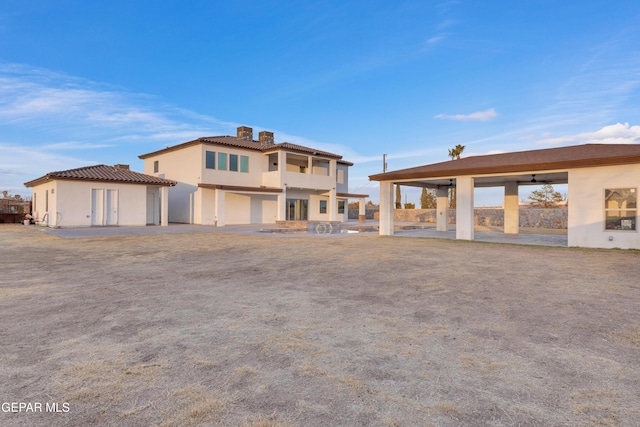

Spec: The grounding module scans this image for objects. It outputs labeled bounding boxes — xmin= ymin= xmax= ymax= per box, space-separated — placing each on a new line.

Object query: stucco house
xmin=369 ymin=144 xmax=640 ymax=249
xmin=138 ymin=126 xmax=368 ymax=226
xmin=24 ymin=164 xmax=176 ymax=227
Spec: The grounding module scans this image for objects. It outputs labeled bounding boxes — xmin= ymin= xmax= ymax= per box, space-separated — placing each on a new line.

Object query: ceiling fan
xmin=517 ymin=174 xmax=552 ymax=184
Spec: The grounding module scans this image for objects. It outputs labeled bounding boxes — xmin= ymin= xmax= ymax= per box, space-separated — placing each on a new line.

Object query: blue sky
xmin=1 ymin=0 xmax=639 ymax=205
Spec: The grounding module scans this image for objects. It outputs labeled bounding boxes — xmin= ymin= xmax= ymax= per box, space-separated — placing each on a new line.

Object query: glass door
xmin=286 ymin=199 xmax=308 ymax=220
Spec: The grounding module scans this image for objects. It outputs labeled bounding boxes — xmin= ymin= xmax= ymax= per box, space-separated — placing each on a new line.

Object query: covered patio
xmin=369 ymin=144 xmax=640 ymax=249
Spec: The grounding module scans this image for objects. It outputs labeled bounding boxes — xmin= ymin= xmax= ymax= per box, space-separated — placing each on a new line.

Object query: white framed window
xmin=206 ymin=151 xmax=215 ymax=169
xmin=218 ymin=153 xmax=227 ymax=170
xmin=229 ymin=154 xmax=238 ymax=171
xmin=605 ymin=188 xmax=636 ymax=231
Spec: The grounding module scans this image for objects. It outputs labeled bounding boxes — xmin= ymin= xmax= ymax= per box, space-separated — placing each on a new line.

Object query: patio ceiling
xmin=396 ymin=171 xmax=569 ymax=189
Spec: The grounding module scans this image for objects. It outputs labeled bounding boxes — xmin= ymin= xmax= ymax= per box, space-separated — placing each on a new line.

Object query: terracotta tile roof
xmin=369 ymin=144 xmax=640 ymax=181
xmin=138 ymin=135 xmax=345 ymax=160
xmin=262 ymin=142 xmax=343 ymax=159
xmin=199 ymin=136 xmax=268 ymax=151
xmin=24 ymin=165 xmax=177 ymax=187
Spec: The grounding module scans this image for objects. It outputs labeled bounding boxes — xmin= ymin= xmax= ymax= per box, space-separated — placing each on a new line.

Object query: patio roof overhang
xmin=369 ymin=143 xmax=640 ymax=187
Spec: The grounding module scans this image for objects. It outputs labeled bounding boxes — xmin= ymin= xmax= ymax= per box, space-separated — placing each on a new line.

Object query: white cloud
xmin=272 ymin=130 xmax=375 ymax=164
xmin=0 ymin=142 xmax=97 ymax=195
xmin=536 ymin=122 xmax=640 ymax=146
xmin=39 ymin=141 xmax=114 ymax=150
xmin=0 ymin=63 xmax=234 ymax=143
xmin=424 ymin=33 xmax=447 ymax=46
xmin=0 ymin=63 xmax=239 ymax=195
xmin=435 ymin=108 xmax=499 ymax=121
xmin=0 ymin=62 xmax=377 ymax=195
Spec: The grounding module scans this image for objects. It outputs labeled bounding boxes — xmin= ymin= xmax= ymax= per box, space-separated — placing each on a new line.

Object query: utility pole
xmin=383 ymin=154 xmax=387 ymax=173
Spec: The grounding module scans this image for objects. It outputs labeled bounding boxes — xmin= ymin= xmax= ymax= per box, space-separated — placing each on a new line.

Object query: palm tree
xmin=448 ymin=144 xmax=466 ymax=160
xmin=447 ymin=145 xmax=465 ymax=207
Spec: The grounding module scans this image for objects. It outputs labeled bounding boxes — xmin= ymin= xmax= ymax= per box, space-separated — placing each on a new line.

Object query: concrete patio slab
xmin=26 ymin=220 xmax=568 ymax=246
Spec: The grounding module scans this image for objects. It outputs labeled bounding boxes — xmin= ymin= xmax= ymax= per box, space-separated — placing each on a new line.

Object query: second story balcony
xmin=262 ymin=152 xmax=337 ymax=190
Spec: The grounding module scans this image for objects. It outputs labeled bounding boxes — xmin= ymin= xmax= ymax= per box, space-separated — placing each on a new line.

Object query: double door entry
xmin=91 ymin=189 xmax=119 ymax=226
xmin=286 ymin=198 xmax=308 ymax=221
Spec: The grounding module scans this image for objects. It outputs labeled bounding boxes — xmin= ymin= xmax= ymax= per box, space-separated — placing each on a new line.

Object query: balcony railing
xmin=262 ymin=170 xmax=334 ymax=190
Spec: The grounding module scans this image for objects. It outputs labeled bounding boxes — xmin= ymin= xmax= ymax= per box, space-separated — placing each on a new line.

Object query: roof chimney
xmin=237 ymin=126 xmax=253 ymax=141
xmin=259 ymin=131 xmax=274 ymax=145
xmin=114 ymin=164 xmax=130 ymax=170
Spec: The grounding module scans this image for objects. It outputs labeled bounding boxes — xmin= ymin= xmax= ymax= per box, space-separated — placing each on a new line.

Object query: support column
xmin=436 ymin=186 xmax=449 ymax=232
xmin=329 ymin=188 xmax=338 ymax=222
xmin=277 ymin=192 xmax=286 ymax=222
xmin=278 ymin=151 xmax=286 ymax=186
xmin=160 ymin=186 xmax=169 ymax=226
xmin=456 ymin=176 xmax=474 ymax=240
xmin=214 ymin=189 xmax=225 ymax=227
xmin=504 ymin=181 xmax=519 ymax=234
xmin=379 ymin=181 xmax=395 ymax=235
xmin=358 ymin=197 xmax=366 ymax=223
xmin=193 ymin=189 xmax=201 ymax=225
xmin=329 ymin=159 xmax=336 ymax=178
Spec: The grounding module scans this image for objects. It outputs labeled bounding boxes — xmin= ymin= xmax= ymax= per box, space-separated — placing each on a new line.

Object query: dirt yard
xmin=1 ymin=224 xmax=639 ymax=426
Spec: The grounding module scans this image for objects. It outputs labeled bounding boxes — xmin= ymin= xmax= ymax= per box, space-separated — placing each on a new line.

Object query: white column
xmin=504 ymin=181 xmax=519 ymax=234
xmin=308 ymin=156 xmax=313 ymax=174
xmin=379 ymin=181 xmax=395 ymax=235
xmin=329 ymin=188 xmax=338 ymax=221
xmin=160 ymin=186 xmax=169 ymax=227
xmin=436 ymin=186 xmax=449 ymax=232
xmin=358 ymin=197 xmax=366 ymax=223
xmin=214 ymin=189 xmax=225 ymax=227
xmin=278 ymin=151 xmax=286 ymax=186
xmin=193 ymin=187 xmax=203 ymax=224
xmin=456 ymin=176 xmax=474 ymax=240
xmin=277 ymin=192 xmax=286 ymax=222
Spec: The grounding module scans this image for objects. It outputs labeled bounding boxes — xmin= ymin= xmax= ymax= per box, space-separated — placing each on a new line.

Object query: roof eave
xmin=369 ymin=155 xmax=640 ymax=182
xmin=138 ymin=139 xmax=203 ymax=159
xmin=24 ymin=175 xmax=51 ymax=188
xmin=25 ymin=175 xmax=176 ymax=187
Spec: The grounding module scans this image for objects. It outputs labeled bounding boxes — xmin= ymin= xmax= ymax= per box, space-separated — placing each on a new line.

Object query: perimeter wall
xmin=351 ymin=208 xmax=568 ymax=229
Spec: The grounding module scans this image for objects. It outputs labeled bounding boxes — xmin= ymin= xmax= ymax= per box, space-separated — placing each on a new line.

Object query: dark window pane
xmin=206 ymin=151 xmax=215 ymax=169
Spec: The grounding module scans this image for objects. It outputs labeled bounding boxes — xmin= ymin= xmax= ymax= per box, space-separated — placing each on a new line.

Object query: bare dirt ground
xmin=1 ymin=224 xmax=639 ymax=426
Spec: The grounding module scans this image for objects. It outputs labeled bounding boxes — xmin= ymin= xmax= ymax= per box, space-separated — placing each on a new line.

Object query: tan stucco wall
xmin=569 ymin=164 xmax=640 ymax=249
xmin=31 ymin=181 xmax=57 ymax=226
xmin=143 ymin=144 xmax=201 ymax=223
xmin=143 ymin=142 xmax=352 ymax=226
xmin=31 ymin=180 xmax=148 ymax=227
xmin=336 ymin=163 xmax=349 ymax=194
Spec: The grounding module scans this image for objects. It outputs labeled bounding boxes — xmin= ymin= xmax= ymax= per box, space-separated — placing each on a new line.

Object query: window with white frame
xmin=206 ymin=151 xmax=215 ymax=169
xmin=218 ymin=153 xmax=227 ymax=170
xmin=605 ymin=188 xmax=636 ymax=231
xmin=319 ymin=200 xmax=327 ymax=214
xmin=229 ymin=154 xmax=238 ymax=171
